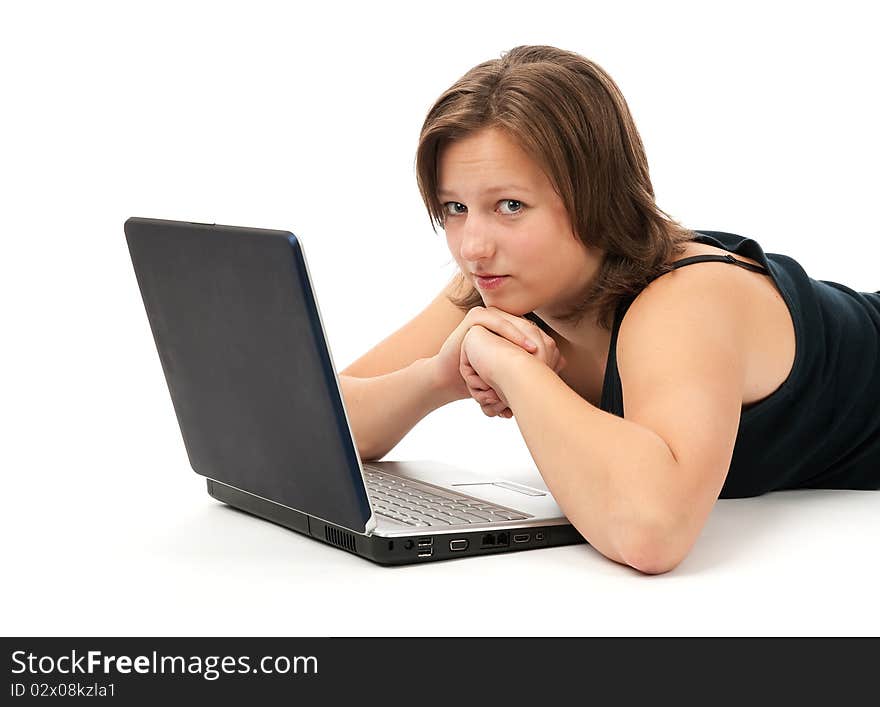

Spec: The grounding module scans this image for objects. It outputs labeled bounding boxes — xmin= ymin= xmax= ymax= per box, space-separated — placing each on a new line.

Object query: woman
xmin=339 ymin=45 xmax=880 ymax=574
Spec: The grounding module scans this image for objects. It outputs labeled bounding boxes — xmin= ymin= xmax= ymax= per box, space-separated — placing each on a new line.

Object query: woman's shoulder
xmin=627 ymin=245 xmax=752 ymax=331
xmin=624 ymin=238 xmax=796 ymax=410
xmin=635 ymin=239 xmax=781 ymax=339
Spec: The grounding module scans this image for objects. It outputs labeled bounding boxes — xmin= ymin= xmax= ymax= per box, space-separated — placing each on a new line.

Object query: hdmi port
xmin=513 ymin=533 xmax=530 ymax=543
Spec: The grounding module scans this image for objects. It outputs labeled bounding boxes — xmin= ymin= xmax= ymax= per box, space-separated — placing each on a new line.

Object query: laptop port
xmin=417 ymin=549 xmax=433 ymax=558
xmin=513 ymin=533 xmax=530 ymax=544
xmin=417 ymin=537 xmax=433 ymax=548
xmin=480 ymin=532 xmax=510 ymax=549
xmin=535 ymin=532 xmax=545 ymax=541
xmin=449 ymin=539 xmax=469 ymax=552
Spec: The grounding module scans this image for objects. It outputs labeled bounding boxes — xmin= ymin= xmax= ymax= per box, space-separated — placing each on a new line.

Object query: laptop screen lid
xmin=124 ymin=217 xmax=374 ymax=534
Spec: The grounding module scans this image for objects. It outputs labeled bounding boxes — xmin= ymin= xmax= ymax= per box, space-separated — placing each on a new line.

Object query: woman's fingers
xmin=458 ymin=305 xmax=560 ymax=419
xmin=463 ymin=306 xmax=563 ymax=374
xmin=467 ymin=306 xmax=545 ymax=355
xmin=480 ymin=401 xmax=505 ymax=416
xmin=470 ymin=384 xmax=501 ymax=405
xmin=475 ymin=389 xmax=499 ymax=405
xmin=471 ymin=384 xmax=508 ymax=411
xmin=480 ymin=401 xmax=513 ymax=418
xmin=463 ymin=372 xmax=490 ymax=391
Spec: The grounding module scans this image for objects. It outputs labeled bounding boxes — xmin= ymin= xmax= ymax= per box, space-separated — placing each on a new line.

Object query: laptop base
xmin=207 ymin=479 xmax=587 ymax=566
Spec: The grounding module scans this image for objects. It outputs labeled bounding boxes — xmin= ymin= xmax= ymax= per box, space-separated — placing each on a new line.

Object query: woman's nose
xmin=458 ymin=216 xmax=496 ymax=261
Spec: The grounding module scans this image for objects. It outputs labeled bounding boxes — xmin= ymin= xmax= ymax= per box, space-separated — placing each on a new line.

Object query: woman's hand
xmin=432 ymin=305 xmax=565 ymax=416
xmin=459 ymin=323 xmax=565 ymax=418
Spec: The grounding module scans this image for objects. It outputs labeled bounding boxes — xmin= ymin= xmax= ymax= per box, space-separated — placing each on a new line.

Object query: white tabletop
xmin=5 ymin=395 xmax=878 ymax=638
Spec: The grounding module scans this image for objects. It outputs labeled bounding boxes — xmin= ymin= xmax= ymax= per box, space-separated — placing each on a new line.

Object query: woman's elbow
xmin=620 ymin=529 xmax=690 ymax=575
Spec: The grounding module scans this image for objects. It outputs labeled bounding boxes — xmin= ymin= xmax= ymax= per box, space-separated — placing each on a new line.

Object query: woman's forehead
xmin=437 ymin=129 xmax=548 ymax=193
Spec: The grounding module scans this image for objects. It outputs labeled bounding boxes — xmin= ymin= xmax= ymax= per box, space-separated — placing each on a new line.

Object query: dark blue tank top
xmin=599 ymin=230 xmax=880 ymax=498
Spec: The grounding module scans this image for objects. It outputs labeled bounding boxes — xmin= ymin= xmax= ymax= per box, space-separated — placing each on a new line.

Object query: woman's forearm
xmin=338 ymin=358 xmax=462 ymax=461
xmin=492 ymin=350 xmax=682 ymax=572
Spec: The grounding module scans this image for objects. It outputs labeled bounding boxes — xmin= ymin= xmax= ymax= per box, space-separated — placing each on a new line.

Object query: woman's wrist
xmin=425 ymin=355 xmax=469 ymax=406
xmin=488 ymin=346 xmax=537 ymax=394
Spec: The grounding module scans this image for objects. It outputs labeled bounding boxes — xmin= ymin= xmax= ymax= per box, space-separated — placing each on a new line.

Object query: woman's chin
xmin=482 ymin=298 xmax=534 ymax=318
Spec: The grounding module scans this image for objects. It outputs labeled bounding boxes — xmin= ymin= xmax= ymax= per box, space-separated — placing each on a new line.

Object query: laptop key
xmin=448 ymin=504 xmax=477 ymax=512
xmin=489 ymin=511 xmax=517 ymax=520
xmin=376 ymin=511 xmax=418 ymax=526
xmin=410 ymin=501 xmax=434 ymax=511
xmin=458 ymin=509 xmax=495 ymax=522
xmin=417 ymin=494 xmax=447 ymax=504
xmin=418 ymin=487 xmax=462 ymax=500
xmin=389 ymin=493 xmax=416 ymax=503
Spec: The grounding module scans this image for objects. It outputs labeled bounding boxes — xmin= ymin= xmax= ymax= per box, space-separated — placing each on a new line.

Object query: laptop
xmin=124 ymin=217 xmax=585 ymax=564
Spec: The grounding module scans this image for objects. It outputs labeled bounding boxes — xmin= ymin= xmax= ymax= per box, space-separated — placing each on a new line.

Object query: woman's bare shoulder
xmin=632 ymin=242 xmax=795 ymax=409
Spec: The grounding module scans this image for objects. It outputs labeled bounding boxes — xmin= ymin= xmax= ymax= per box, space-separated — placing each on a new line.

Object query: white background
xmin=2 ymin=0 xmax=878 ymax=636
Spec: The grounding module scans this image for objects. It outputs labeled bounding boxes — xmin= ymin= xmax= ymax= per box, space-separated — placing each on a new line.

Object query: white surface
xmin=2 ymin=1 xmax=878 ymax=637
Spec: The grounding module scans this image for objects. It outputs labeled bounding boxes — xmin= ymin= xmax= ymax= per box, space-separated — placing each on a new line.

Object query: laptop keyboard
xmin=362 ymin=466 xmax=530 ymax=527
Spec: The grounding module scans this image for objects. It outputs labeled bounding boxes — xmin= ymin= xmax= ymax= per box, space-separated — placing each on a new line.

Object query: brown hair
xmin=415 ymin=45 xmax=695 ymax=331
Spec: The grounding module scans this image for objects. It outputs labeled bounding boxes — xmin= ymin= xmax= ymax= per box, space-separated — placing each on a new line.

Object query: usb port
xmin=449 ymin=539 xmax=469 ymax=551
xmin=418 ymin=549 xmax=433 ymax=558
xmin=417 ymin=537 xmax=433 ymax=548
xmin=513 ymin=533 xmax=530 ymax=543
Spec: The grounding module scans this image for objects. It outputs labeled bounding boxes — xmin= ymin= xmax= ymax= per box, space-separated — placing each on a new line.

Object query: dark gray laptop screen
xmin=124 ymin=217 xmax=371 ymax=532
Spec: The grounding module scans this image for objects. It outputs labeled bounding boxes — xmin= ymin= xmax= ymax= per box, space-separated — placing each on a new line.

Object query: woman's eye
xmin=442 ymin=202 xmax=467 ymax=216
xmin=499 ymin=199 xmax=523 ymax=215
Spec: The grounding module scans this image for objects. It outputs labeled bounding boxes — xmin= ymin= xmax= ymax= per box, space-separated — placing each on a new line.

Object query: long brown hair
xmin=415 ymin=45 xmax=695 ymax=331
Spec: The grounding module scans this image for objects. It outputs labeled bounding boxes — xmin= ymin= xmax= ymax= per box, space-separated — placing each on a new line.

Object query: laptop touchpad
xmin=452 ymin=481 xmax=546 ymax=497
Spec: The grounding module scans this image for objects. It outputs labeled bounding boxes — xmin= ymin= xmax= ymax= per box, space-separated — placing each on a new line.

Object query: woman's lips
xmin=474 ymin=275 xmax=509 ymax=290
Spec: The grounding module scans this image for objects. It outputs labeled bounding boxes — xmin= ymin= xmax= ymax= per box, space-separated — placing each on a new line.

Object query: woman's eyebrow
xmin=437 ymin=185 xmax=533 ymax=197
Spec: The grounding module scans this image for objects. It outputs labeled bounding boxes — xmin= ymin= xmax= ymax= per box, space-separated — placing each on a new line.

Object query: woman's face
xmin=437 ymin=127 xmax=601 ymax=319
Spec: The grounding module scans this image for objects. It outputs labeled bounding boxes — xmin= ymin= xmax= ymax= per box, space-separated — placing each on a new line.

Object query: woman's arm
xmin=339 ymin=360 xmax=462 ymax=461
xmin=337 ymin=277 xmax=470 ymax=460
xmin=461 ymin=269 xmax=745 ymax=574
xmin=490 ymin=352 xmax=680 ymax=572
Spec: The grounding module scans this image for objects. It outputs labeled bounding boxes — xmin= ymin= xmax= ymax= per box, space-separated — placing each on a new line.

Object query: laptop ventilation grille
xmin=325 ymin=525 xmax=357 ymax=552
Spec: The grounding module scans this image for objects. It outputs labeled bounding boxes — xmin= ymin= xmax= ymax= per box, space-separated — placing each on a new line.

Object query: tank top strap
xmin=670 ymin=253 xmax=770 ymax=275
